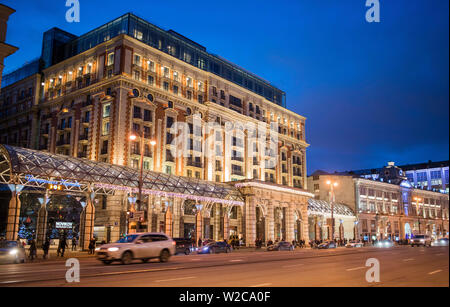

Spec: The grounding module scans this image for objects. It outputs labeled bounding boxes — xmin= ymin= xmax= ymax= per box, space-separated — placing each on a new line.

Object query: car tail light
xmin=172 ymin=241 xmax=176 ymax=246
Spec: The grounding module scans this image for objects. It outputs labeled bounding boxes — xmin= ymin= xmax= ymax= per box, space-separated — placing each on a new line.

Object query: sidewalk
xmin=23 ymin=246 xmax=95 ymax=263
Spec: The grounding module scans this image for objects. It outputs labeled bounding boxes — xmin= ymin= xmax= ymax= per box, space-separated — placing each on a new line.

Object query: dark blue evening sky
xmin=2 ymin=0 xmax=448 ymax=174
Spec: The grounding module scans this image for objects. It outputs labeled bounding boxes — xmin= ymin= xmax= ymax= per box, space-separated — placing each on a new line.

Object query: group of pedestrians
xmin=255 ymin=238 xmax=264 ymax=249
xmin=292 ymin=239 xmax=307 ymax=248
xmin=19 ymin=235 xmax=81 ymax=261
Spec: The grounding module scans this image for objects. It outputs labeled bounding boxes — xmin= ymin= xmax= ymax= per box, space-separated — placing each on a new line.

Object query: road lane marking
xmin=250 ymin=283 xmax=272 ymax=287
xmin=346 ymin=266 xmax=366 ymax=271
xmin=282 ymin=264 xmax=304 ymax=268
xmin=0 ymin=280 xmax=25 ymax=284
xmin=155 ymin=276 xmax=196 ymax=283
xmin=230 ymin=259 xmax=244 ymax=262
xmin=428 ymin=270 xmax=442 ymax=275
xmin=87 ymin=266 xmax=183 ymax=277
xmin=403 ymin=258 xmax=414 ymax=262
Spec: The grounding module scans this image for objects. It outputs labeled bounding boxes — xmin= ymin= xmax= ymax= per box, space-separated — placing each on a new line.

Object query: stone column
xmin=101 ymin=194 xmax=124 ymax=242
xmin=245 ymin=197 xmax=256 ymax=247
xmin=35 ymin=193 xmax=49 ymax=247
xmin=300 ymin=204 xmax=309 ymax=245
xmin=196 ymin=211 xmax=203 ymax=246
xmin=265 ymin=202 xmax=275 ymax=243
xmin=237 ymin=205 xmax=244 ymax=237
xmin=6 ymin=190 xmax=21 ymax=241
xmin=80 ymin=193 xmax=95 ymax=251
xmin=214 ymin=204 xmax=222 ymax=240
xmin=223 ymin=212 xmax=229 ymax=241
xmin=286 ymin=203 xmax=295 ymax=243
xmin=165 ymin=206 xmax=173 ymax=237
xmin=172 ymin=198 xmax=181 ymax=238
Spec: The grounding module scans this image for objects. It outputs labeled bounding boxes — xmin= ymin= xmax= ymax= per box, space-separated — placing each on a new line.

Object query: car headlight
xmin=95 ymin=247 xmax=100 ymax=251
xmin=108 ymin=247 xmax=119 ymax=252
xmin=420 ymin=239 xmax=424 ymax=243
xmin=9 ymin=249 xmax=18 ymax=255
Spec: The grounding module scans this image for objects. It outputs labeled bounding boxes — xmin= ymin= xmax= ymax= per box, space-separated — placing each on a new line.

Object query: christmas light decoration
xmin=95 ymin=183 xmax=244 ymax=206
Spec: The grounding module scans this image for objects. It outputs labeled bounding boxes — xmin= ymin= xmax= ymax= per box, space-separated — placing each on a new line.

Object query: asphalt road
xmin=0 ymin=246 xmax=448 ymax=287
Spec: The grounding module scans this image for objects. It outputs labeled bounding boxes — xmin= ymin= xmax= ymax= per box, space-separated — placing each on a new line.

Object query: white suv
xmin=410 ymin=234 xmax=432 ymax=247
xmin=96 ymin=233 xmax=176 ymax=265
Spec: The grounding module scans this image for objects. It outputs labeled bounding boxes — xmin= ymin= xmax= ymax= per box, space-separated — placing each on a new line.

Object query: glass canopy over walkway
xmin=0 ymin=145 xmax=244 ymax=206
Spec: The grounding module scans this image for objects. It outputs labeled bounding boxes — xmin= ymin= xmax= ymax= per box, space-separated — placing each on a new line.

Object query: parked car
xmin=0 ymin=241 xmax=26 ymax=264
xmin=198 ymin=241 xmax=232 ymax=254
xmin=410 ymin=235 xmax=432 ymax=247
xmin=375 ymin=240 xmax=394 ymax=248
xmin=317 ymin=241 xmax=336 ymax=249
xmin=173 ymin=238 xmax=194 ymax=255
xmin=267 ymin=241 xmax=294 ymax=251
xmin=346 ymin=241 xmax=364 ymax=248
xmin=201 ymin=239 xmax=216 ymax=246
xmin=432 ymin=238 xmax=449 ymax=246
xmin=96 ymin=233 xmax=176 ymax=265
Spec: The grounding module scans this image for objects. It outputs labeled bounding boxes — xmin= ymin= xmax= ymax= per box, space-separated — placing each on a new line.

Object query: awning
xmin=308 ymin=199 xmax=355 ymax=217
xmin=0 ymin=145 xmax=244 ymax=206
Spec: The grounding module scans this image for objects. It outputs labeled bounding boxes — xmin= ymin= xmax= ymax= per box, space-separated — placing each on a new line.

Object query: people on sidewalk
xmin=28 ymin=239 xmax=37 ymax=261
xmin=57 ymin=236 xmax=68 ymax=257
xmin=72 ymin=237 xmax=77 ymax=251
xmin=88 ymin=237 xmax=96 ymax=254
xmin=42 ymin=238 xmax=50 ymax=259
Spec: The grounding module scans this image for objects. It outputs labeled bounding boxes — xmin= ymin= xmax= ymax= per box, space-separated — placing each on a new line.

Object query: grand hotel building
xmin=0 ymin=13 xmax=313 ymax=248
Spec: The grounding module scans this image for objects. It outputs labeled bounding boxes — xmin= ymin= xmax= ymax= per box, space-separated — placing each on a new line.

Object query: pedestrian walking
xmin=59 ymin=236 xmax=68 ymax=257
xmin=88 ymin=237 xmax=96 ymax=255
xmin=28 ymin=239 xmax=37 ymax=261
xmin=197 ymin=238 xmax=202 ymax=248
xmin=72 ymin=237 xmax=77 ymax=251
xmin=42 ymin=238 xmax=50 ymax=259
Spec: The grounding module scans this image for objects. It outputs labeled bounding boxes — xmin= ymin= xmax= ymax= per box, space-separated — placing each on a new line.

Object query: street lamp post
xmin=414 ymin=197 xmax=422 ymax=234
xmin=130 ymin=133 xmax=156 ymax=232
xmin=326 ymin=180 xmax=338 ymax=242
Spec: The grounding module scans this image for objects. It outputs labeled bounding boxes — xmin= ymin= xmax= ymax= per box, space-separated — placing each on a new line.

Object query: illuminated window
xmin=107 ymin=53 xmax=115 ymax=66
xmin=133 ymin=54 xmax=141 ymax=66
xmin=102 ymin=103 xmax=111 ymax=118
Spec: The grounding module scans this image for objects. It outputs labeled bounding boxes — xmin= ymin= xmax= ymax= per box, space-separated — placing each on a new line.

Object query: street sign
xmin=130 ymin=211 xmax=145 ymax=222
xmin=56 ymin=222 xmax=73 ymax=229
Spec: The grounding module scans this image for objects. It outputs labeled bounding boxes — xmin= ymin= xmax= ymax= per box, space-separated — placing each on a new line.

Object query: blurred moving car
xmin=432 ymin=238 xmax=448 ymax=246
xmin=410 ymin=235 xmax=432 ymax=247
xmin=198 ymin=241 xmax=232 ymax=254
xmin=375 ymin=240 xmax=394 ymax=248
xmin=173 ymin=238 xmax=194 ymax=255
xmin=96 ymin=232 xmax=176 ymax=265
xmin=346 ymin=241 xmax=364 ymax=248
xmin=267 ymin=241 xmax=295 ymax=251
xmin=0 ymin=241 xmax=26 ymax=264
xmin=317 ymin=241 xmax=336 ymax=249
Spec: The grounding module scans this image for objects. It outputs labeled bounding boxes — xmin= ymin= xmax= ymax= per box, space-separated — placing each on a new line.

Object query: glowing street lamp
xmin=129 ymin=132 xmax=156 ymax=232
xmin=326 ymin=180 xmax=338 ymax=241
xmin=414 ymin=197 xmax=422 ymax=233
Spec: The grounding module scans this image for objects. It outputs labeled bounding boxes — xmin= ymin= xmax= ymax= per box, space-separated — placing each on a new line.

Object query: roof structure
xmin=0 ymin=145 xmax=244 ymax=206
xmin=308 ymin=199 xmax=355 ymax=217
